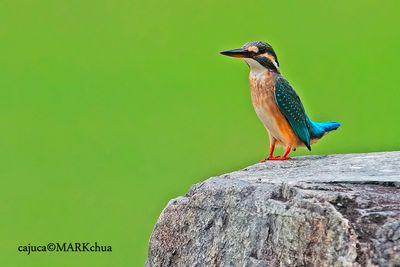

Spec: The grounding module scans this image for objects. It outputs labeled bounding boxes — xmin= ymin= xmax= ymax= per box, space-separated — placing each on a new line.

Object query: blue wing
xmin=274 ymin=75 xmax=311 ymax=150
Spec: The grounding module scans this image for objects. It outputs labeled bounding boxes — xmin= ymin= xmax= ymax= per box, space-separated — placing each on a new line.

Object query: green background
xmin=1 ymin=0 xmax=399 ymax=266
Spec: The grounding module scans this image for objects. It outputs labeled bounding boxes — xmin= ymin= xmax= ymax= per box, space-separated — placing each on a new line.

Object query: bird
xmin=220 ymin=41 xmax=340 ymax=161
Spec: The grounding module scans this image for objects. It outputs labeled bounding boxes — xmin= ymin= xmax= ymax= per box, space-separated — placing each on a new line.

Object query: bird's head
xmin=220 ymin=41 xmax=279 ymax=73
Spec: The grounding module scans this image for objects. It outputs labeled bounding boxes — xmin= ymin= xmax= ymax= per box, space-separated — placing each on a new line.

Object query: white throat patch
xmin=244 ymin=58 xmax=268 ymax=79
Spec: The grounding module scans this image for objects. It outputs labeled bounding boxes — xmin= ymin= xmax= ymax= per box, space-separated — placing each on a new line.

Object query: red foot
xmin=268 ymin=156 xmax=291 ymax=161
xmin=277 ymin=156 xmax=291 ymax=160
xmin=260 ymin=156 xmax=291 ymax=162
xmin=261 ymin=156 xmax=279 ymax=162
xmin=260 ymin=145 xmax=292 ymax=162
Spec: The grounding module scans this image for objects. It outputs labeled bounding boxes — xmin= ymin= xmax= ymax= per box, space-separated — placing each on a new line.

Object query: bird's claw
xmin=277 ymin=156 xmax=291 ymax=160
xmin=260 ymin=156 xmax=291 ymax=162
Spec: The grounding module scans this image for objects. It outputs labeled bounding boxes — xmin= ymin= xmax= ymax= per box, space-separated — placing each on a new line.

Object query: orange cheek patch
xmin=265 ymin=54 xmax=275 ymax=62
xmin=260 ymin=53 xmax=278 ymax=67
xmin=247 ymin=46 xmax=259 ymax=53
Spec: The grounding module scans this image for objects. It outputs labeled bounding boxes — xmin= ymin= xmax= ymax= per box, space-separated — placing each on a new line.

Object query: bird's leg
xmin=260 ymin=139 xmax=278 ymax=162
xmin=266 ymin=145 xmax=292 ymax=161
xmin=279 ymin=145 xmax=292 ymax=160
xmin=267 ymin=142 xmax=279 ymax=160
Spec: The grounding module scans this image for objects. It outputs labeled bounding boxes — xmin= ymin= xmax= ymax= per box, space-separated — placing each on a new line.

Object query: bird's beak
xmin=220 ymin=48 xmax=251 ymax=58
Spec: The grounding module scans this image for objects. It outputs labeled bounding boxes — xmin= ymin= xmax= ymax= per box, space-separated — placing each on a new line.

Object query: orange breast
xmin=249 ymin=72 xmax=304 ymax=147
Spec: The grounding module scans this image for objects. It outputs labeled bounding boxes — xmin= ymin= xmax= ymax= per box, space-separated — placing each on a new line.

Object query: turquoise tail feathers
xmin=307 ymin=117 xmax=341 ymax=139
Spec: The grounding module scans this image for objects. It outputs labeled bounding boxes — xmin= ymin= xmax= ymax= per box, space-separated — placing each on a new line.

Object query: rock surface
xmin=146 ymin=152 xmax=400 ymax=267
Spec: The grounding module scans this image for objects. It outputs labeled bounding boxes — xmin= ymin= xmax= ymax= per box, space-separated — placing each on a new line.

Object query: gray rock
xmin=146 ymin=152 xmax=400 ymax=267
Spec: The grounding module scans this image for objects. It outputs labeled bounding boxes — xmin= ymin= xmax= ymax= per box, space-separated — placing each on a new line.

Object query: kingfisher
xmin=220 ymin=41 xmax=340 ymax=161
